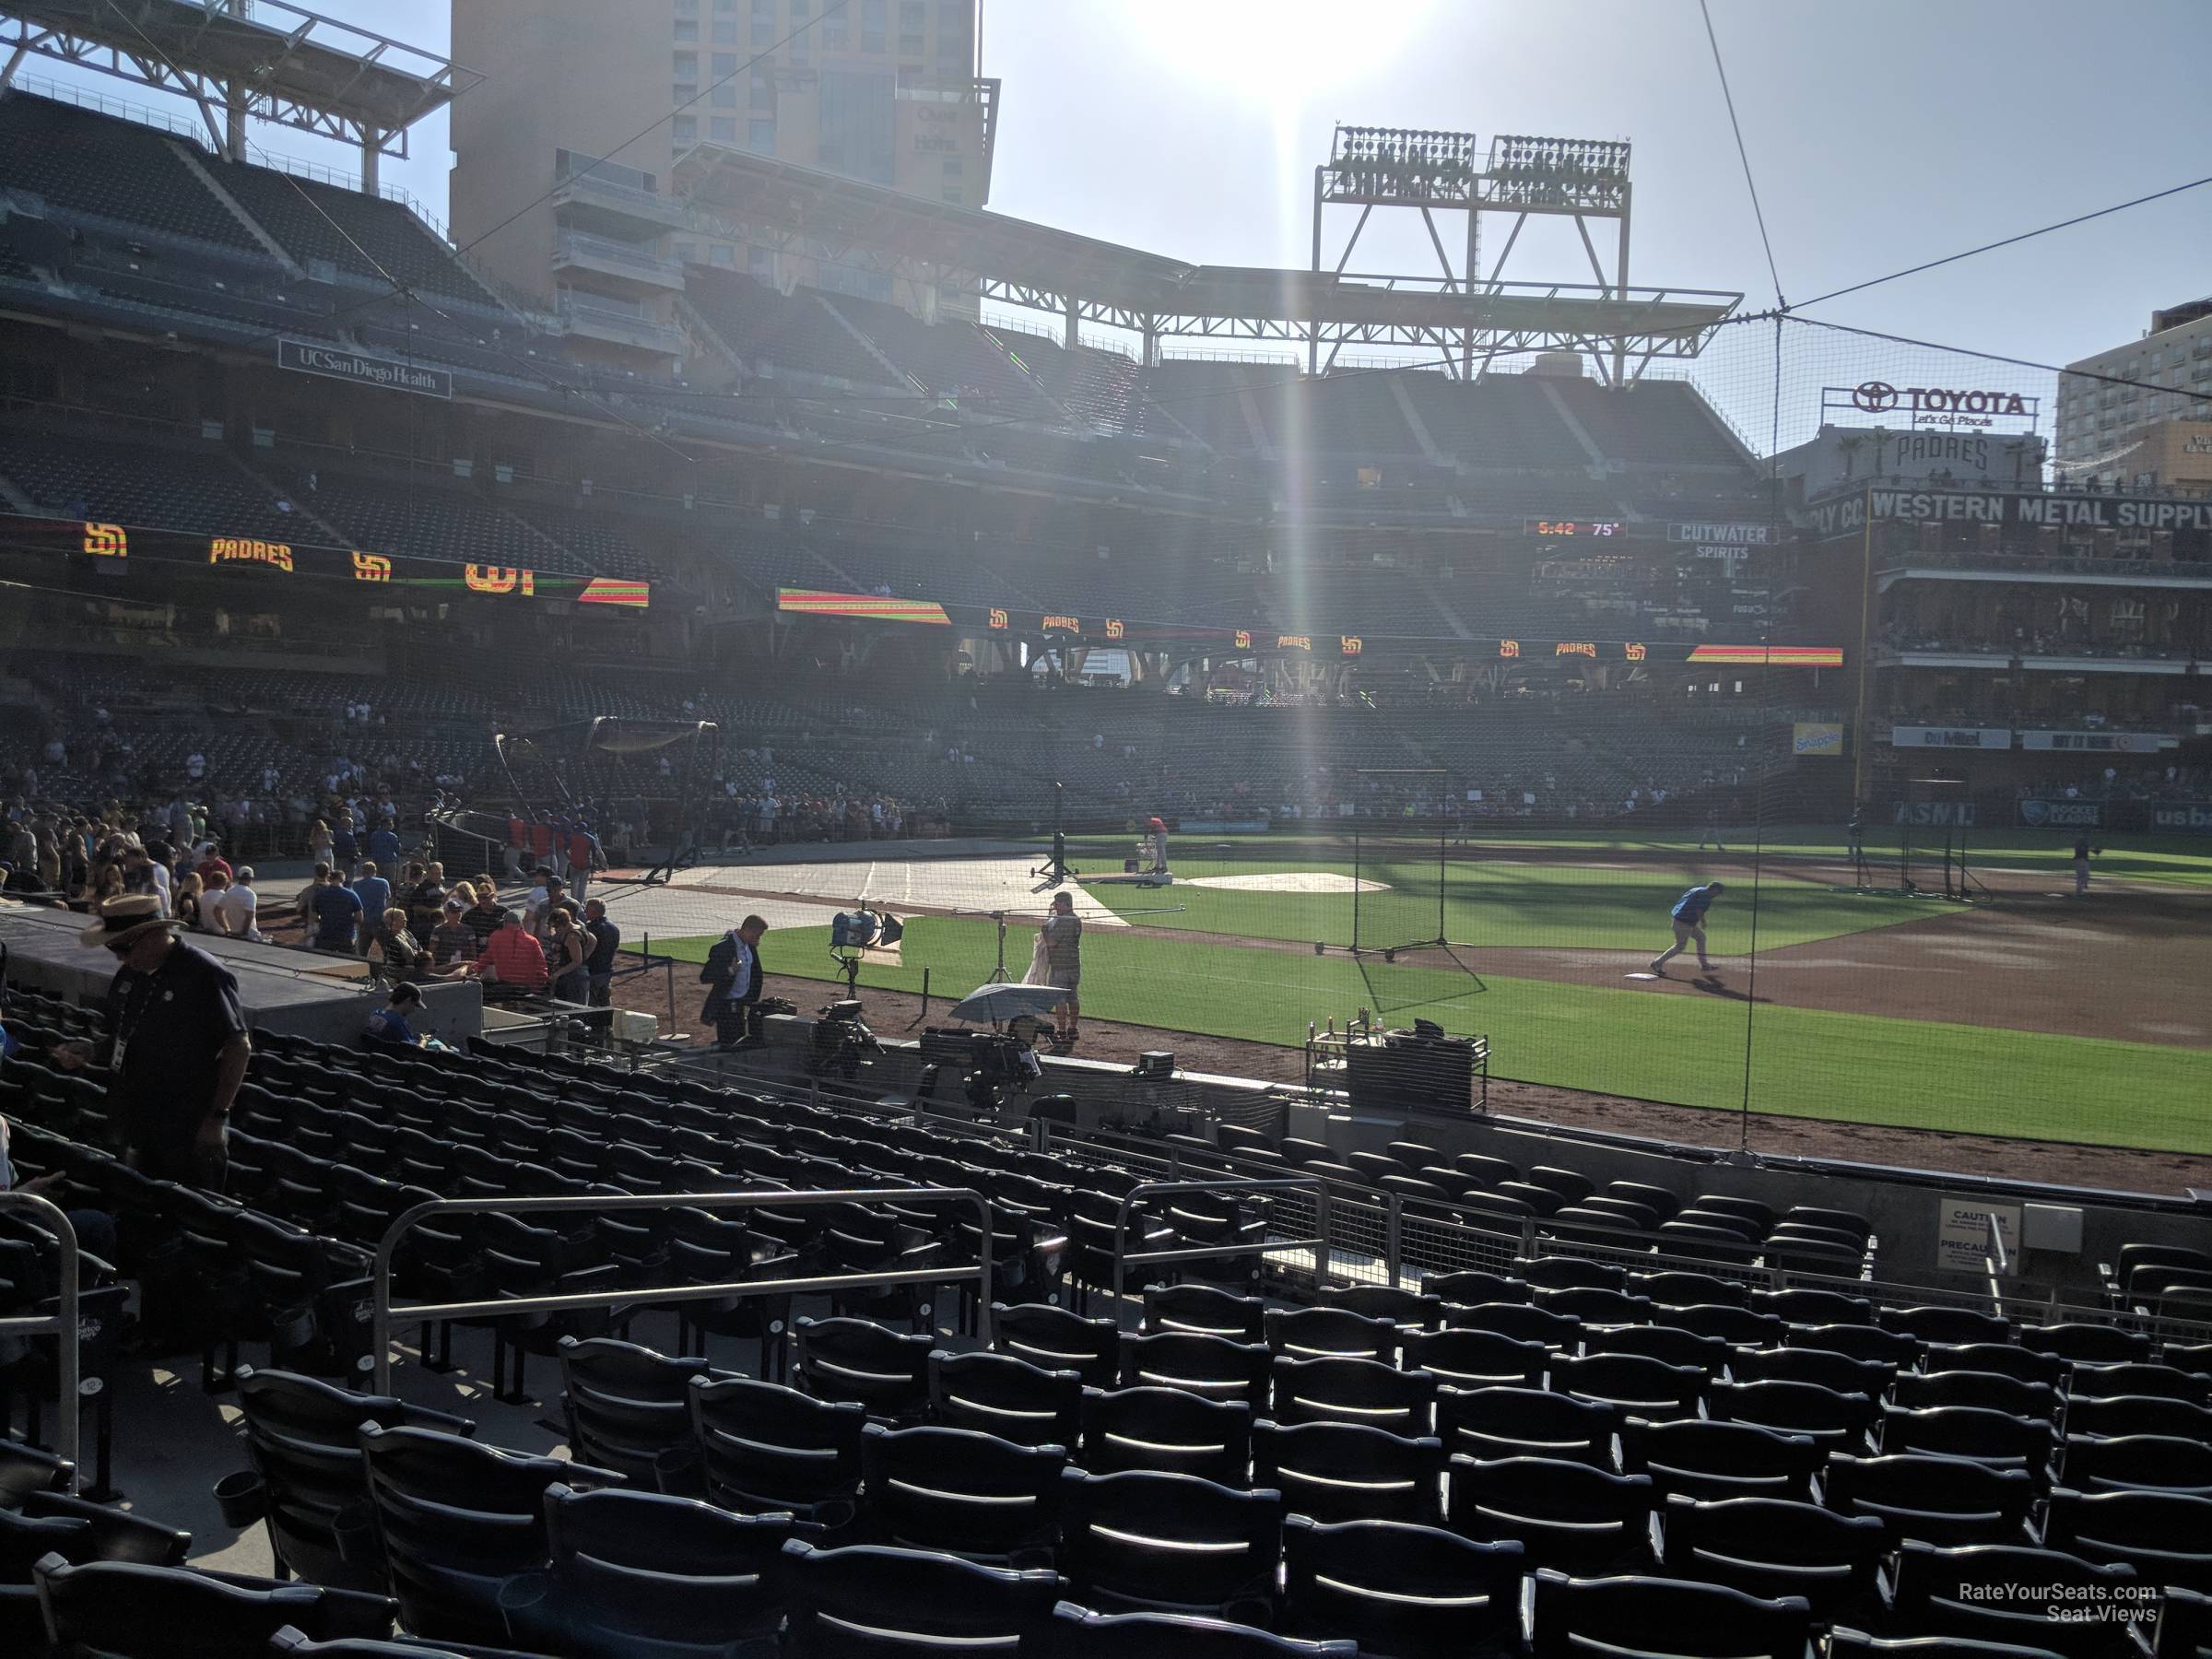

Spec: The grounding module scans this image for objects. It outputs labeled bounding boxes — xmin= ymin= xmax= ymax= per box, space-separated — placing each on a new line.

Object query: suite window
xmin=712 ymin=80 xmax=737 ymax=105
xmin=713 ymin=19 xmax=736 ymax=42
xmin=710 ymin=244 xmax=735 ymax=267
xmin=674 ymin=50 xmax=698 ymax=75
xmin=749 ymin=118 xmax=777 ymax=150
xmin=672 ymin=114 xmax=697 ymax=146
xmin=754 ymin=0 xmax=776 ymax=43
xmin=862 ymin=0 xmax=886 ymax=52
xmin=824 ymin=12 xmax=847 ymax=47
xmin=712 ymin=115 xmax=738 ymax=142
xmin=675 ymin=18 xmax=699 ymax=41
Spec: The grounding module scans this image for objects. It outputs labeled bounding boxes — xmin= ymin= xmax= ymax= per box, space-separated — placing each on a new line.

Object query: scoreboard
xmin=1524 ymin=518 xmax=1625 ymax=538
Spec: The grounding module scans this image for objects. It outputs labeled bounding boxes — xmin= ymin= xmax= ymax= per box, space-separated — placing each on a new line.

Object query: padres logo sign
xmin=1498 ymin=640 xmax=1520 ymax=658
xmin=986 ymin=607 xmax=1008 ymax=630
xmin=1625 ymin=641 xmax=1647 ymax=662
xmin=1104 ymin=618 xmax=1125 ymax=640
xmin=352 ymin=552 xmax=393 ymax=582
xmin=209 ymin=537 xmax=294 ymax=572
xmin=82 ymin=523 xmax=128 ymax=558
xmin=1233 ymin=630 xmax=1252 ymax=650
xmin=1340 ymin=636 xmax=1362 ymax=656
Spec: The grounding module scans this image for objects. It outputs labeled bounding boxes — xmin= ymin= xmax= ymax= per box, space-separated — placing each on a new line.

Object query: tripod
xmin=1029 ymin=783 xmax=1078 ymax=889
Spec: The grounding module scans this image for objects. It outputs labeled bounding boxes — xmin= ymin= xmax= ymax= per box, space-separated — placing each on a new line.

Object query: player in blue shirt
xmin=1651 ymin=881 xmax=1726 ymax=976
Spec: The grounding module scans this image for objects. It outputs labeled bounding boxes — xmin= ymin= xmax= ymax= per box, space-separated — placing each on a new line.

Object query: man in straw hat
xmin=53 ymin=894 xmax=250 ymax=1188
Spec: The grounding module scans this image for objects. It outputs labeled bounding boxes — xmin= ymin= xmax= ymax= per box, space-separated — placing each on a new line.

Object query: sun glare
xmin=1126 ymin=0 xmax=1438 ymax=109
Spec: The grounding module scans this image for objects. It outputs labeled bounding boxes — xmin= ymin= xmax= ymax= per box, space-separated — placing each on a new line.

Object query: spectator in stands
xmin=58 ymin=895 xmax=249 ymax=1189
xmin=123 ymin=842 xmax=171 ymax=916
xmin=363 ymin=982 xmax=422 ymax=1048
xmin=1 ymin=817 xmax=35 ymax=893
xmin=1651 ymin=881 xmax=1725 ymax=977
xmin=213 ymin=866 xmax=260 ymax=942
xmin=307 ymin=818 xmax=334 ymax=866
xmin=406 ymin=862 xmax=445 ymax=938
xmin=351 ymin=861 xmax=391 ymax=956
xmin=566 ymin=822 xmax=598 ymax=904
xmin=582 ymin=898 xmax=619 ymax=1007
xmin=331 ymin=817 xmax=358 ymax=870
xmin=1038 ymin=890 xmax=1083 ymax=1047
xmin=371 ymin=907 xmax=428 ymax=978
xmin=172 ymin=870 xmax=206 ymax=933
xmin=429 ymin=897 xmax=478 ymax=971
xmin=545 ymin=908 xmax=591 ymax=1004
xmin=477 ymin=908 xmax=548 ymax=996
xmin=504 ymin=815 xmax=526 ymax=883
xmin=463 ymin=881 xmax=504 ymax=953
xmin=0 ymin=1112 xmax=118 ymax=1264
xmin=195 ymin=841 xmax=232 ymax=887
xmin=702 ymin=915 xmax=767 ymax=1050
xmin=365 ymin=818 xmax=402 ymax=869
xmin=309 ymin=865 xmax=363 ymax=953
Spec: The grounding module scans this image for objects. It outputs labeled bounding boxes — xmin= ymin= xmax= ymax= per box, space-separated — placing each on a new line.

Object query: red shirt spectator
xmin=197 ymin=854 xmax=233 ymax=886
xmin=528 ymin=822 xmax=554 ymax=861
xmin=507 ymin=817 xmax=526 ymax=851
xmin=477 ymin=914 xmax=548 ymax=993
xmin=567 ymin=829 xmax=594 ymax=870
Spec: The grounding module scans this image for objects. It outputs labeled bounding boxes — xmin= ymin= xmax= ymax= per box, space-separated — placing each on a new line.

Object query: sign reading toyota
xmin=1822 ymin=382 xmax=2038 ymax=431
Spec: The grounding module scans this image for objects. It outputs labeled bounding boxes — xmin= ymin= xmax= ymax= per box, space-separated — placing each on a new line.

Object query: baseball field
xmin=623 ymin=826 xmax=2212 ymax=1157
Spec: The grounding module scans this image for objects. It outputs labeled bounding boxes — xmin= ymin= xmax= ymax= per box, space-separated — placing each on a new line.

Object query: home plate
xmin=1186 ymin=872 xmax=1391 ymax=894
xmin=1624 ymin=971 xmax=1664 ymax=981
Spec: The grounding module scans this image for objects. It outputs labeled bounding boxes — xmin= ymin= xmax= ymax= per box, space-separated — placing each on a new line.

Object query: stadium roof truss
xmin=675 ymin=145 xmax=1741 ymax=376
xmin=0 ymin=0 xmax=479 ymax=180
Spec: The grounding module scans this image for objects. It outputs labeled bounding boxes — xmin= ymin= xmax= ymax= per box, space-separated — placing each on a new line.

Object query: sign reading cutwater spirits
xmin=278 ymin=338 xmax=453 ymax=399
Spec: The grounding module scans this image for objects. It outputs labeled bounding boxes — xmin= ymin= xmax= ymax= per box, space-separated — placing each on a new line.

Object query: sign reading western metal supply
xmin=1800 ymin=488 xmax=2212 ymax=540
xmin=278 ymin=338 xmax=453 ymax=399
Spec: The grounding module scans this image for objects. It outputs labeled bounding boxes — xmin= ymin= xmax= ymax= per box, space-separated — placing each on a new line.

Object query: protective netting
xmin=6 ymin=296 xmax=2208 ymax=1175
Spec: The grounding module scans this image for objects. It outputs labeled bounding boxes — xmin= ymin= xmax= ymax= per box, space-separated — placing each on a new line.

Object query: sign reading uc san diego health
xmin=278 ymin=339 xmax=453 ymax=399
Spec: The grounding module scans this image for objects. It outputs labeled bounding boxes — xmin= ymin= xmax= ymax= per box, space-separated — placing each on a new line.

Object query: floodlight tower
xmin=1311 ymin=126 xmax=1635 ymax=382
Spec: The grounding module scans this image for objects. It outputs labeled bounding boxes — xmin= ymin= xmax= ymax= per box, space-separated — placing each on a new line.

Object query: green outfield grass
xmin=1061 ymin=827 xmax=2212 ymax=888
xmin=655 ymin=912 xmax=2210 ymax=1155
xmin=1074 ymin=850 xmax=1939 ymax=953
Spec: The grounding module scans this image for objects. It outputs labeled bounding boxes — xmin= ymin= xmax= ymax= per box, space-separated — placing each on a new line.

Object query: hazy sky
xmin=27 ymin=0 xmax=2212 ymax=428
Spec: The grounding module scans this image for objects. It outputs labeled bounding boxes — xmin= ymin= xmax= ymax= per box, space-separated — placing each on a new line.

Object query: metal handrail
xmin=0 ymin=1193 xmax=80 ymax=1493
xmin=1109 ymin=1178 xmax=1332 ymax=1302
xmin=370 ymin=1186 xmax=993 ymax=1393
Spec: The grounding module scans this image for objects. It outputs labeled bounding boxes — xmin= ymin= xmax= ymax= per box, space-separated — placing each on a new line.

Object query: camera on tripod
xmin=808 ymin=997 xmax=879 ymax=1081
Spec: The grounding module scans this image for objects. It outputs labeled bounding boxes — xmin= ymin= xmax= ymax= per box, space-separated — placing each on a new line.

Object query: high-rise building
xmin=2054 ymin=300 xmax=2212 ymax=491
xmin=449 ymin=0 xmax=991 ymax=365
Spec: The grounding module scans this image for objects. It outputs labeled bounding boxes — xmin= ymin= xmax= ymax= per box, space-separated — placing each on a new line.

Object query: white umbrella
xmin=950 ymin=982 xmax=1068 ymax=1024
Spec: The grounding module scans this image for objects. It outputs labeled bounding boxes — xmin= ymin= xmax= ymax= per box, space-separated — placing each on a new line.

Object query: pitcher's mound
xmin=1186 ymin=872 xmax=1391 ymax=894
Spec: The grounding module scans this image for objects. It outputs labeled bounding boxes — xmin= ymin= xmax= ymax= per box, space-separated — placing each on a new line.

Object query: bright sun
xmin=1124 ymin=0 xmax=1439 ymax=109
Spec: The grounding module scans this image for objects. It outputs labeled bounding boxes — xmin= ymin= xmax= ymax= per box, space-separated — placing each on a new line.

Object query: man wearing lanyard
xmin=56 ymin=895 xmax=250 ymax=1189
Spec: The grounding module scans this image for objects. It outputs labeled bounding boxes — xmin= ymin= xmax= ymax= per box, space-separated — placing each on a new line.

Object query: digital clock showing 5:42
xmin=1525 ymin=519 xmax=1625 ymax=536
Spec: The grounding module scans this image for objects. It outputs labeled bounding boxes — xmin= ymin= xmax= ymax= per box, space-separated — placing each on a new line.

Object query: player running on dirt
xmin=1651 ymin=881 xmax=1725 ymax=976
